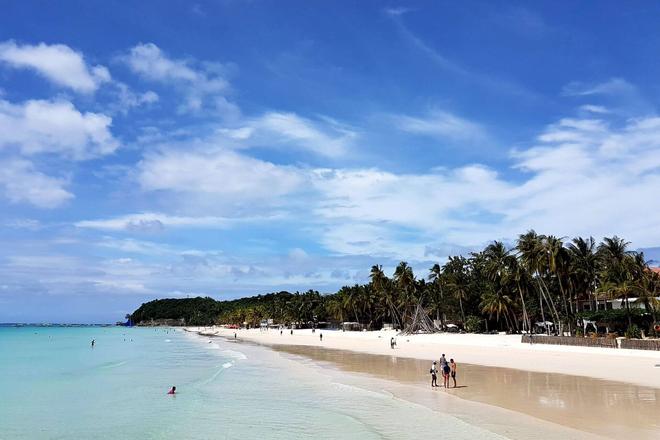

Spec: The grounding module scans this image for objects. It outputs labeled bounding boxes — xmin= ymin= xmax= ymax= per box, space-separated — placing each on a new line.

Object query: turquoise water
xmin=0 ymin=327 xmax=504 ymax=439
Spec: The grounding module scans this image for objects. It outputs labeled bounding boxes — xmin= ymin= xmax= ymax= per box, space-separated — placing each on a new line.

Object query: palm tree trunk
xmin=538 ymin=287 xmax=547 ymax=335
xmin=517 ymin=281 xmax=530 ymax=332
xmin=538 ymin=277 xmax=561 ymax=333
xmin=459 ymin=296 xmax=466 ymax=324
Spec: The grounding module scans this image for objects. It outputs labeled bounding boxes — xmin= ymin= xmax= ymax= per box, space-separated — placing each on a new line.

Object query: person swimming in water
xmin=167 ymin=386 xmax=176 ymax=395
xmin=91 ymin=339 xmax=95 ymax=348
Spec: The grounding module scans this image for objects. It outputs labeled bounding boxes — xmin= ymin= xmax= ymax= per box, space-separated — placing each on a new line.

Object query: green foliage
xmin=128 ymin=231 xmax=660 ymax=335
xmin=131 ymin=297 xmax=222 ymax=326
xmin=465 ymin=315 xmax=484 ymax=333
xmin=625 ymin=324 xmax=642 ymax=339
xmin=578 ymin=308 xmax=642 ymax=322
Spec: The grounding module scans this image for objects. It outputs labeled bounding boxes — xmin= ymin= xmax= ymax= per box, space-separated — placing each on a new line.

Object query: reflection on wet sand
xmin=275 ymin=345 xmax=660 ymax=439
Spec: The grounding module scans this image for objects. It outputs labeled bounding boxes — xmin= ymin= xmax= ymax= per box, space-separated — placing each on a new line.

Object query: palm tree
xmin=635 ymin=270 xmax=660 ymax=328
xmin=443 ymin=256 xmax=469 ymax=324
xmin=504 ymin=255 xmax=532 ymax=332
xmin=545 ymin=235 xmax=573 ymax=332
xmin=325 ymin=296 xmax=344 ymax=323
xmin=393 ymin=261 xmax=416 ymax=325
xmin=428 ymin=263 xmax=446 ymax=328
xmin=480 ymin=289 xmax=514 ymax=332
xmin=370 ymin=264 xmax=400 ymax=328
xmin=567 ymin=236 xmax=599 ymax=313
xmin=517 ymin=230 xmax=560 ymax=333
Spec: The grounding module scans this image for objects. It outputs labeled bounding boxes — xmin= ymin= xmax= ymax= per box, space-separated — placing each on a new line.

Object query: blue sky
xmin=1 ymin=1 xmax=660 ymax=323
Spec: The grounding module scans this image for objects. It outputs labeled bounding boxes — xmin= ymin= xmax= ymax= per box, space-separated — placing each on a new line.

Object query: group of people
xmin=430 ymin=354 xmax=457 ymax=388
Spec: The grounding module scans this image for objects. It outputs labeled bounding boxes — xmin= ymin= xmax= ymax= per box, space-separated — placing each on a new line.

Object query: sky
xmin=1 ymin=1 xmax=660 ymax=323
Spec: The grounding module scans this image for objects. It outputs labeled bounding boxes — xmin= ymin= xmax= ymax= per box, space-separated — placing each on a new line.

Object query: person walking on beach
xmin=319 ymin=333 xmax=323 ymax=341
xmin=290 ymin=329 xmax=293 ymax=335
xmin=430 ymin=361 xmax=438 ymax=387
xmin=439 ymin=354 xmax=450 ymax=388
xmin=450 ymin=359 xmax=457 ymax=388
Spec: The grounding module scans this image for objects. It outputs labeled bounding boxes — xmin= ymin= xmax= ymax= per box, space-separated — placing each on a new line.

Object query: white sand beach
xmin=186 ymin=327 xmax=660 ymax=439
xmin=194 ymin=327 xmax=660 ymax=389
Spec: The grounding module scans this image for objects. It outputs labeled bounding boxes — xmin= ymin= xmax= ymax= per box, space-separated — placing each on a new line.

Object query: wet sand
xmin=274 ymin=344 xmax=660 ymax=440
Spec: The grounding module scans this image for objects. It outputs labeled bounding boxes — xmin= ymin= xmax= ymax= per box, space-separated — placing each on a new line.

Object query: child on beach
xmin=430 ymin=361 xmax=438 ymax=387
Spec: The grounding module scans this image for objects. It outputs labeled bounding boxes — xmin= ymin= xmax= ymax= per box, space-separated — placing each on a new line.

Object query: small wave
xmin=99 ymin=360 xmax=128 ymax=369
xmin=220 ymin=349 xmax=247 ymax=360
xmin=330 ymin=382 xmax=390 ymax=400
xmin=164 ymin=339 xmax=172 ymax=342
xmin=203 ymin=362 xmax=233 ymax=384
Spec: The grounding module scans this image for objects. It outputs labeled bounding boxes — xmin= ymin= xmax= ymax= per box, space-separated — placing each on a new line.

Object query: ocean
xmin=0 ymin=326 xmax=506 ymax=440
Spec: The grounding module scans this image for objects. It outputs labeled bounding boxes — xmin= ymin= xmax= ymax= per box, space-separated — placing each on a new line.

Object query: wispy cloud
xmin=75 ymin=212 xmax=235 ymax=231
xmin=383 ymin=7 xmax=416 ymax=16
xmin=562 ymin=77 xmax=637 ymax=97
xmin=219 ymin=111 xmax=357 ymax=158
xmin=391 ymin=110 xmax=488 ymax=142
xmin=387 ymin=15 xmax=540 ymax=101
xmin=121 ymin=43 xmax=237 ymax=115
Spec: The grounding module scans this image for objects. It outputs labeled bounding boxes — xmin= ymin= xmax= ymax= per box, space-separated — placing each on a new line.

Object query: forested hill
xmin=130 ymin=291 xmax=301 ymax=326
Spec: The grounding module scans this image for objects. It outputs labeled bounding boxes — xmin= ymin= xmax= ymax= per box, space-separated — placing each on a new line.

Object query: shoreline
xmin=189 ymin=327 xmax=660 ymax=439
xmin=186 ymin=329 xmax=605 ymax=440
xmin=195 ymin=327 xmax=660 ymax=389
xmin=271 ymin=344 xmax=660 ymax=440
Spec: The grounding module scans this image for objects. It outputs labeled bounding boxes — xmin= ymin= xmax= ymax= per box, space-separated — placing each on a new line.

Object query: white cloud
xmin=3 ymin=218 xmax=42 ymax=230
xmin=0 ymin=99 xmax=119 ymax=159
xmin=384 ymin=7 xmax=415 ymax=16
xmin=0 ymin=158 xmax=73 ymax=208
xmin=122 ymin=43 xmax=233 ymax=114
xmin=112 ymin=83 xmax=158 ymax=114
xmin=75 ymin=212 xmax=234 ymax=231
xmin=562 ymin=78 xmax=636 ymax=97
xmin=219 ymin=111 xmax=356 ymax=157
xmin=579 ymin=104 xmax=609 ymax=114
xmin=309 ymin=111 xmax=660 ymax=256
xmin=392 ymin=110 xmax=487 ymax=142
xmin=138 ymin=147 xmax=304 ymax=201
xmin=0 ymin=40 xmax=110 ymax=93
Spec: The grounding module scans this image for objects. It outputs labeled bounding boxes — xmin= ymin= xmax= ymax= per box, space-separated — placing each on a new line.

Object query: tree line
xmin=131 ymin=231 xmax=660 ymax=337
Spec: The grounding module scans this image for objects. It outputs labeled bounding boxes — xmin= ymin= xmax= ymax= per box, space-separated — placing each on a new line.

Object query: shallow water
xmin=0 ymin=327 xmax=511 ymax=439
xmin=273 ymin=345 xmax=660 ymax=440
